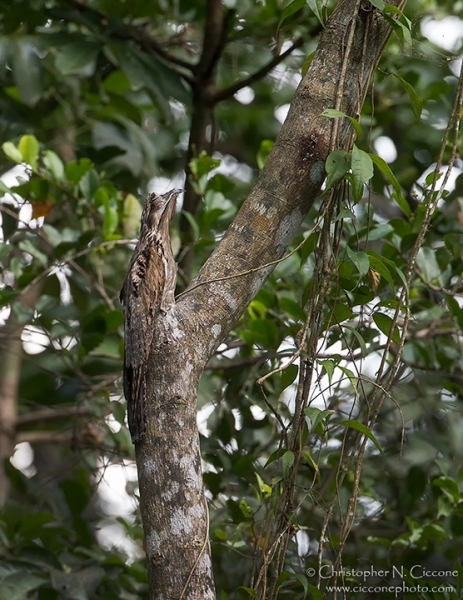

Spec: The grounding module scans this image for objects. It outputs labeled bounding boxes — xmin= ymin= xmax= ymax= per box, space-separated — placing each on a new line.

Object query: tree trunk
xmin=135 ymin=0 xmax=406 ymax=598
xmin=0 ymin=283 xmax=42 ymax=506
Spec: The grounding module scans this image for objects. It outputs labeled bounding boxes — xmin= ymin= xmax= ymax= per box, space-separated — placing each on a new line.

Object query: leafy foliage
xmin=1 ymin=0 xmax=463 ymax=599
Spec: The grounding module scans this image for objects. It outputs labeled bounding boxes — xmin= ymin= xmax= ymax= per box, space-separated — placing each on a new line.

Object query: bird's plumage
xmin=120 ymin=190 xmax=180 ymax=442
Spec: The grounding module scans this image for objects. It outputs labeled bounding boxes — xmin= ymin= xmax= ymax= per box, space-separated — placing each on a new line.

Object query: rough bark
xmin=0 ymin=284 xmax=42 ymax=506
xmin=0 ymin=324 xmax=21 ymax=506
xmin=135 ymin=1 xmax=406 ymax=598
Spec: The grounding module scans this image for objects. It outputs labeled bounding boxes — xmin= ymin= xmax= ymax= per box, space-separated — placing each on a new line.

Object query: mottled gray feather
xmin=120 ymin=190 xmax=180 ymax=442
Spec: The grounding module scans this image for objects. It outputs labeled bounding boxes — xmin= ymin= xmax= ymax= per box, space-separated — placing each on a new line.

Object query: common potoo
xmin=120 ymin=189 xmax=181 ymax=443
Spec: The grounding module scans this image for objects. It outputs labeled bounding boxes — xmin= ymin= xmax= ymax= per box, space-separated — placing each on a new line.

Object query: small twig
xmin=206 ymin=350 xmax=297 ymax=371
xmin=176 ymin=209 xmax=324 ymax=301
xmin=258 ymin=385 xmax=288 ymax=446
xmin=17 ymin=405 xmax=99 ymax=426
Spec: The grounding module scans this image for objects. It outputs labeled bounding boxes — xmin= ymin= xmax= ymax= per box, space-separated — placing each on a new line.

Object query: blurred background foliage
xmin=1 ymin=0 xmax=463 ymax=598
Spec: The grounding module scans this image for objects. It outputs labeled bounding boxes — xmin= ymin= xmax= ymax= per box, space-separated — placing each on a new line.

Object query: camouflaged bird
xmin=120 ymin=189 xmax=181 ymax=443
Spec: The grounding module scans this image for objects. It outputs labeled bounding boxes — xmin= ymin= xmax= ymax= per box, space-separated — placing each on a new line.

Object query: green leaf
xmin=136 ymin=46 xmax=190 ymax=106
xmin=366 ymin=251 xmax=395 ymax=286
xmin=2 ymin=142 xmax=23 ymax=164
xmin=307 ymin=583 xmax=324 ymax=600
xmin=0 ymin=572 xmax=45 ymax=600
xmin=18 ymin=135 xmax=39 ymax=170
xmin=238 ymin=587 xmax=257 ymax=598
xmin=307 ymin=0 xmax=324 ymax=25
xmin=264 ymin=449 xmax=284 ymax=469
xmin=207 ymin=173 xmax=235 ymax=194
xmin=304 ymin=407 xmax=334 ymax=433
xmin=433 ymin=476 xmax=461 ymax=504
xmin=303 ymin=451 xmax=320 ymax=480
xmin=102 ymin=200 xmax=119 ymax=239
xmin=359 ymin=223 xmax=394 ymax=241
xmin=18 ymin=239 xmax=48 ymax=266
xmin=107 ymin=42 xmax=188 ymax=114
xmin=384 ymin=12 xmax=412 ymax=51
xmin=325 ymin=150 xmax=350 ymax=191
xmin=392 ymin=73 xmax=423 ymax=119
xmin=239 ymin=499 xmax=254 ymax=517
xmin=301 ymin=51 xmax=315 ymax=76
xmin=103 ymin=69 xmax=131 ymax=94
xmin=79 ymin=169 xmax=100 ymax=201
xmin=19 ymin=513 xmax=56 ymax=536
xmin=0 ymin=243 xmax=12 ymax=261
xmin=55 ymin=41 xmax=100 ymax=75
xmin=338 ymin=419 xmax=384 ymax=455
xmin=321 ymin=109 xmax=362 ymax=139
xmin=0 ymin=205 xmax=19 ymax=241
xmin=454 ymin=559 xmax=463 ymax=589
xmin=416 ymin=246 xmax=442 ymax=283
xmin=318 ymin=358 xmax=336 ymax=385
xmin=50 ymin=567 xmax=105 ymax=600
xmin=277 ymin=0 xmax=305 ymax=31
xmin=343 ymin=325 xmax=367 ymax=356
xmin=248 ymin=299 xmax=267 ymax=319
xmin=369 ymin=154 xmax=411 ymax=217
xmin=321 ymin=109 xmax=346 ymax=118
xmin=12 ymin=38 xmax=42 ymax=106
xmin=350 ymin=144 xmax=374 ymax=200
xmin=333 ymin=204 xmax=356 ymax=222
xmin=352 ymin=287 xmax=375 ymax=306
xmin=300 ymin=232 xmax=318 ymax=267
xmin=393 ymin=264 xmax=408 ymax=290
xmin=257 ymin=139 xmax=274 ymax=169
xmin=279 ymin=297 xmax=306 ymax=321
xmin=0 ymin=180 xmax=12 ymax=196
xmin=280 ymin=364 xmax=298 ymax=393
xmin=243 ymin=318 xmax=280 ymax=351
xmin=43 ymin=150 xmax=65 ymax=180
xmin=123 ymin=194 xmax=143 ymax=238
xmin=331 ymin=302 xmax=354 ymax=325
xmin=368 ymin=0 xmax=385 ymax=8
xmin=255 ymin=472 xmax=272 ymax=498
xmin=447 ymin=295 xmax=463 ymax=330
xmin=189 ymin=153 xmax=221 ymax=179
xmin=282 ymin=450 xmax=295 ymax=476
xmin=181 ymin=211 xmax=200 ymax=243
xmin=376 ymin=299 xmax=399 ymax=310
xmin=338 ymin=366 xmax=358 ymax=394
xmin=384 ymin=4 xmax=411 ymax=28
xmin=65 ymin=158 xmax=94 ymax=184
xmin=373 ymin=313 xmax=401 ymax=344
xmin=106 ymin=42 xmax=148 ymax=90
xmin=437 ymin=495 xmax=453 ymax=518
xmin=346 ymin=246 xmax=370 ymax=277
xmin=214 ymin=528 xmax=227 ymax=540
xmin=425 ymin=170 xmax=442 ymax=187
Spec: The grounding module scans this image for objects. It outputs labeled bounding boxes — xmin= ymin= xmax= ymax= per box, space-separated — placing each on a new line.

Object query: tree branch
xmin=179 ymin=1 xmax=234 ymax=282
xmin=177 ymin=0 xmax=404 ymax=351
xmin=16 ymin=405 xmax=98 ymax=427
xmin=64 ymin=0 xmax=194 ymax=73
xmin=213 ymin=37 xmax=305 ymax=103
xmin=194 ymin=0 xmax=232 ymax=79
xmin=136 ymin=1 xmax=407 ymax=598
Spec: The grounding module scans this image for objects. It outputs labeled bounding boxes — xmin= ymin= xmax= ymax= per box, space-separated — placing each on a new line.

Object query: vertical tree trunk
xmin=0 ymin=284 xmax=42 ymax=506
xmin=135 ymin=1 xmax=406 ymax=598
